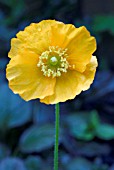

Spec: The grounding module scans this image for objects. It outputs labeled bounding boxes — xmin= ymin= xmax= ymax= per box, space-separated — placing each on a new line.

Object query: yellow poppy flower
xmin=6 ymin=20 xmax=98 ymax=104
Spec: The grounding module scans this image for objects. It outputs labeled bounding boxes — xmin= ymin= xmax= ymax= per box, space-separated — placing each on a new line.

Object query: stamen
xmin=37 ymin=46 xmax=69 ymax=78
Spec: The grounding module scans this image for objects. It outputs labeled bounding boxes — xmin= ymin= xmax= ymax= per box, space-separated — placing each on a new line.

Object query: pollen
xmin=37 ymin=46 xmax=69 ymax=78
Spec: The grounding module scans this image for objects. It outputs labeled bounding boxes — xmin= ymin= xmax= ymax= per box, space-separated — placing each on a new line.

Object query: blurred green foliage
xmin=93 ymin=15 xmax=114 ymax=35
xmin=0 ymin=0 xmax=114 ymax=169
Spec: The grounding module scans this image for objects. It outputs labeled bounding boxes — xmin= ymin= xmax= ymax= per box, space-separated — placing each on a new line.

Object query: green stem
xmin=54 ymin=103 xmax=60 ymax=170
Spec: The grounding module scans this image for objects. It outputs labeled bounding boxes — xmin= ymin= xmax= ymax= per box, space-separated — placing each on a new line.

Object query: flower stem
xmin=54 ymin=103 xmax=60 ymax=170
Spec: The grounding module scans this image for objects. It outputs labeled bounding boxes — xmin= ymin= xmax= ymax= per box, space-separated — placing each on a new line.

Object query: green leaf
xmin=65 ymin=158 xmax=92 ymax=170
xmin=19 ymin=124 xmax=55 ymax=153
xmin=65 ymin=111 xmax=99 ymax=141
xmin=96 ymin=124 xmax=114 ymax=140
xmin=90 ymin=110 xmax=100 ymax=128
xmin=93 ymin=15 xmax=114 ymax=35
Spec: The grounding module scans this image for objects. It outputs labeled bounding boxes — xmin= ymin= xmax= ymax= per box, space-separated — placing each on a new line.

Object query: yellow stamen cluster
xmin=37 ymin=46 xmax=69 ymax=78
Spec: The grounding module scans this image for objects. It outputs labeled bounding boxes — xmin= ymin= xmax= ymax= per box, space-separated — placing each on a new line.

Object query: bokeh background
xmin=0 ymin=0 xmax=114 ymax=170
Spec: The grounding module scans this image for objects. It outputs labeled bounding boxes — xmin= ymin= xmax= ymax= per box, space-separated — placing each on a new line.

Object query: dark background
xmin=0 ymin=0 xmax=114 ymax=170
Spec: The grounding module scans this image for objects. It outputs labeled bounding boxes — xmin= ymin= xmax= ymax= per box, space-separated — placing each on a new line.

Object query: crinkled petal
xmin=82 ymin=55 xmax=98 ymax=91
xmin=6 ymin=50 xmax=56 ymax=101
xmin=9 ymin=20 xmax=58 ymax=58
xmin=50 ymin=23 xmax=75 ymax=47
xmin=66 ymin=26 xmax=96 ymax=72
xmin=40 ymin=56 xmax=98 ymax=104
xmin=8 ymin=38 xmax=23 ymax=58
xmin=50 ymin=24 xmax=96 ymax=73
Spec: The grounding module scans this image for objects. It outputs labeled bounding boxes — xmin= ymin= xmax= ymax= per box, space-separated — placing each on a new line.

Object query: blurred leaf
xmin=0 ymin=25 xmax=16 ymax=40
xmin=0 ymin=58 xmax=8 ymax=70
xmin=96 ymin=124 xmax=114 ymax=140
xmin=0 ymin=0 xmax=13 ymax=6
xmin=0 ymin=83 xmax=32 ymax=129
xmin=0 ymin=0 xmax=25 ymax=25
xmin=83 ymin=71 xmax=114 ymax=115
xmin=0 ymin=144 xmax=10 ymax=161
xmin=65 ymin=111 xmax=99 ymax=141
xmin=95 ymin=166 xmax=108 ymax=170
xmin=93 ymin=15 xmax=114 ymax=35
xmin=90 ymin=111 xmax=100 ymax=128
xmin=77 ymin=142 xmax=110 ymax=157
xmin=33 ymin=102 xmax=55 ymax=124
xmin=0 ymin=157 xmax=26 ymax=170
xmin=19 ymin=124 xmax=55 ymax=153
xmin=93 ymin=165 xmax=108 ymax=170
xmin=0 ymin=0 xmax=24 ymax=7
xmin=60 ymin=151 xmax=71 ymax=165
xmin=25 ymin=156 xmax=43 ymax=170
xmin=11 ymin=0 xmax=25 ymax=19
xmin=110 ymin=164 xmax=114 ymax=170
xmin=65 ymin=157 xmax=92 ymax=170
xmin=0 ymin=59 xmax=8 ymax=84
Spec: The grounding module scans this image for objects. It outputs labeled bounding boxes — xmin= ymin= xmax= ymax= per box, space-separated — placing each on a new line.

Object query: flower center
xmin=50 ymin=56 xmax=58 ymax=66
xmin=37 ymin=46 xmax=69 ymax=78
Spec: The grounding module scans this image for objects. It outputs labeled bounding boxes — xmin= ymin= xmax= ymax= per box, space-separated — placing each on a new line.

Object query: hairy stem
xmin=54 ymin=103 xmax=60 ymax=170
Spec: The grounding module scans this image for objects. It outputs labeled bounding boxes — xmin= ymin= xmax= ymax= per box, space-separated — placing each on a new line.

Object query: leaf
xmin=0 ymin=84 xmax=32 ymax=129
xmin=33 ymin=102 xmax=55 ymax=124
xmin=0 ymin=25 xmax=16 ymax=40
xmin=65 ymin=111 xmax=99 ymax=141
xmin=110 ymin=164 xmax=114 ymax=170
xmin=0 ymin=0 xmax=25 ymax=25
xmin=93 ymin=163 xmax=109 ymax=170
xmin=65 ymin=157 xmax=92 ymax=170
xmin=77 ymin=142 xmax=110 ymax=157
xmin=0 ymin=157 xmax=26 ymax=170
xmin=0 ymin=58 xmax=8 ymax=70
xmin=90 ymin=111 xmax=100 ymax=128
xmin=96 ymin=124 xmax=114 ymax=140
xmin=19 ymin=124 xmax=55 ymax=153
xmin=93 ymin=15 xmax=114 ymax=35
xmin=25 ymin=156 xmax=43 ymax=170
